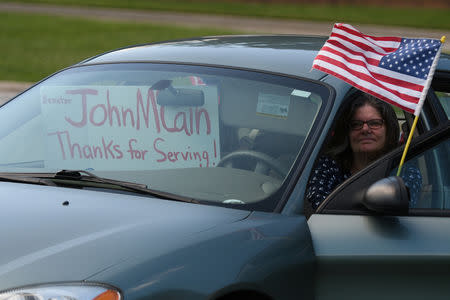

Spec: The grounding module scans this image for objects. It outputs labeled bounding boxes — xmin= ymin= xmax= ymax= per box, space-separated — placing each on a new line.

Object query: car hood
xmin=0 ymin=181 xmax=250 ymax=290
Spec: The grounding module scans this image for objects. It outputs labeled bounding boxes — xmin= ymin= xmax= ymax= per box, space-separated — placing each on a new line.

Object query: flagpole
xmin=396 ymin=115 xmax=419 ymax=176
xmin=396 ymin=35 xmax=446 ymax=176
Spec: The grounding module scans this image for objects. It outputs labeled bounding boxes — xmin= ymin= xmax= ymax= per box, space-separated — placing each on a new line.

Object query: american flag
xmin=312 ymin=23 xmax=443 ymax=115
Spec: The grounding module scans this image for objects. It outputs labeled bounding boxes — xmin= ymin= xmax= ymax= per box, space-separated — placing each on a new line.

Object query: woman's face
xmin=349 ymin=104 xmax=386 ymax=156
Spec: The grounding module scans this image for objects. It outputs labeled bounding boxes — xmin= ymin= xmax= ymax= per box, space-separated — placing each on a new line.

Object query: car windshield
xmin=0 ymin=63 xmax=330 ymax=210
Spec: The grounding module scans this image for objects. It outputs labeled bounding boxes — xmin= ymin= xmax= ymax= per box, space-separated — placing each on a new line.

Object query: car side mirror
xmin=362 ymin=176 xmax=409 ymax=215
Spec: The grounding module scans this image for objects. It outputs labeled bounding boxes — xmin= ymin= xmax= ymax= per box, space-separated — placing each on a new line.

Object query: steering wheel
xmin=217 ymin=150 xmax=288 ymax=177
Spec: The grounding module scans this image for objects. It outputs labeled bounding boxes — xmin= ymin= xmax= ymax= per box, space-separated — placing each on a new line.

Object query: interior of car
xmin=0 ymin=63 xmax=329 ymax=208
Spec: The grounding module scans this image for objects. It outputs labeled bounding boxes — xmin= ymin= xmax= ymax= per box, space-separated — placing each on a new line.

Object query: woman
xmin=306 ymin=94 xmax=421 ymax=209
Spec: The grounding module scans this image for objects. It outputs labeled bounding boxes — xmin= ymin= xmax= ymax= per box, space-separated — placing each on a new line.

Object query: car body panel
xmin=83 ymin=35 xmax=328 ymax=81
xmin=87 ymin=211 xmax=315 ymax=300
xmin=309 ymin=214 xmax=450 ymax=300
xmin=0 ymin=181 xmax=314 ymax=300
xmin=0 ymin=181 xmax=250 ymax=289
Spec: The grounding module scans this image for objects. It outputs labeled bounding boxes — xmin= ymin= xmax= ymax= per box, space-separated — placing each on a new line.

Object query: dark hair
xmin=326 ymin=94 xmax=400 ymax=171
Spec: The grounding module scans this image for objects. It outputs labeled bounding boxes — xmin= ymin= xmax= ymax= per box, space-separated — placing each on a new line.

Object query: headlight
xmin=0 ymin=283 xmax=120 ymax=300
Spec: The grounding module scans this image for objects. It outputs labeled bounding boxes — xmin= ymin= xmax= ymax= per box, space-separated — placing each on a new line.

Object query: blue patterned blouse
xmin=306 ymin=156 xmax=422 ymax=209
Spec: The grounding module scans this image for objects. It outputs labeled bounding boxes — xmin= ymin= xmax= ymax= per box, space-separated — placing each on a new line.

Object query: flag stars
xmin=378 ymin=37 xmax=439 ymax=79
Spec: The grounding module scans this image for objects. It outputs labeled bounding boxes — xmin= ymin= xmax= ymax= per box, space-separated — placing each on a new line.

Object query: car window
xmin=435 ymin=90 xmax=450 ymax=119
xmin=308 ymin=82 xmax=449 ymax=216
xmin=391 ymin=134 xmax=450 ymax=210
xmin=314 ymin=120 xmax=449 ymax=217
xmin=305 ymin=90 xmax=409 ymax=208
xmin=430 ymin=71 xmax=450 ymax=121
xmin=0 ymin=63 xmax=331 ymax=211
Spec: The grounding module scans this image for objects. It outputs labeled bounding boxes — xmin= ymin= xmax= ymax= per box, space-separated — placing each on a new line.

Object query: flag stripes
xmin=312 ymin=23 xmax=442 ymax=115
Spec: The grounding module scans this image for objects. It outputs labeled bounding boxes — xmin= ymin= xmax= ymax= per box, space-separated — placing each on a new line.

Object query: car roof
xmin=80 ymin=35 xmax=450 ymax=82
xmin=81 ymin=35 xmax=329 ymax=80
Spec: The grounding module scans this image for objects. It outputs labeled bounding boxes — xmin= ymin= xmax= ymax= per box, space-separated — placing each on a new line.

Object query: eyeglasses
xmin=349 ymin=119 xmax=384 ymax=130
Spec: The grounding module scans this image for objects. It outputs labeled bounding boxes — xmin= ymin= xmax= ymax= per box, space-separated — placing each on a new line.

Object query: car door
xmin=307 ymin=119 xmax=450 ymax=300
xmin=306 ymin=69 xmax=450 ymax=300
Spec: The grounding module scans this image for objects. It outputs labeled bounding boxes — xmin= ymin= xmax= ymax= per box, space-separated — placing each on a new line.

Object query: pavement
xmin=0 ymin=81 xmax=32 ymax=105
xmin=0 ymin=2 xmax=448 ymax=104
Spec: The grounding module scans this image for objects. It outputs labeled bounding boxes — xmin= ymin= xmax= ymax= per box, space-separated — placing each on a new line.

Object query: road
xmin=0 ymin=81 xmax=31 ymax=105
xmin=0 ymin=2 xmax=448 ymax=104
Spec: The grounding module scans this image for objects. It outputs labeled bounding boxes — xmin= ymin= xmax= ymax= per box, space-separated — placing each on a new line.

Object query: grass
xmin=0 ymin=12 xmax=236 ymax=82
xmin=4 ymin=0 xmax=450 ymax=30
xmin=1 ymin=1 xmax=448 ymax=82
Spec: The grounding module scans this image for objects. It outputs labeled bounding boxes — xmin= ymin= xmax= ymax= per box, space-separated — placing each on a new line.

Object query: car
xmin=0 ymin=35 xmax=448 ymax=300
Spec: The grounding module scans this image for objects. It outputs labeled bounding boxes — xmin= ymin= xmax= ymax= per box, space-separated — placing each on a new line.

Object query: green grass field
xmin=0 ymin=12 xmax=235 ymax=82
xmin=5 ymin=0 xmax=450 ymax=30
xmin=1 ymin=0 xmax=448 ymax=82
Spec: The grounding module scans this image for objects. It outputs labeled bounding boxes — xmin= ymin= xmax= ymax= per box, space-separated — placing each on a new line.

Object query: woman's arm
xmin=306 ymin=156 xmax=349 ymax=209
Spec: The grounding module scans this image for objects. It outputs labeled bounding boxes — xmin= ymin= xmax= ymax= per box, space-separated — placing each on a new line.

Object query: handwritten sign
xmin=40 ymin=85 xmax=220 ymax=171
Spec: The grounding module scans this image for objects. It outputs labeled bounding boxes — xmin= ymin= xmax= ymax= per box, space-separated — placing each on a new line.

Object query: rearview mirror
xmin=362 ymin=176 xmax=409 ymax=215
xmin=151 ymin=79 xmax=205 ymax=106
xmin=157 ymin=88 xmax=204 ymax=106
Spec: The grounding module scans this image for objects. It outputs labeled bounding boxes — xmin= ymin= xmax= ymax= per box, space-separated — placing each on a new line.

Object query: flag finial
xmin=441 ymin=36 xmax=446 ymax=43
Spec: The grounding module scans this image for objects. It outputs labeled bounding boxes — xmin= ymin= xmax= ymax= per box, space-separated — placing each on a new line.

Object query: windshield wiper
xmin=55 ymin=170 xmax=199 ymax=203
xmin=54 ymin=169 xmax=148 ymax=189
xmin=0 ymin=170 xmax=198 ymax=204
xmin=0 ymin=173 xmax=57 ymax=186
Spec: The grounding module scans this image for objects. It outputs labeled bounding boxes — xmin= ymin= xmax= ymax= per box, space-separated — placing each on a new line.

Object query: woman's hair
xmin=326 ymin=93 xmax=400 ymax=171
